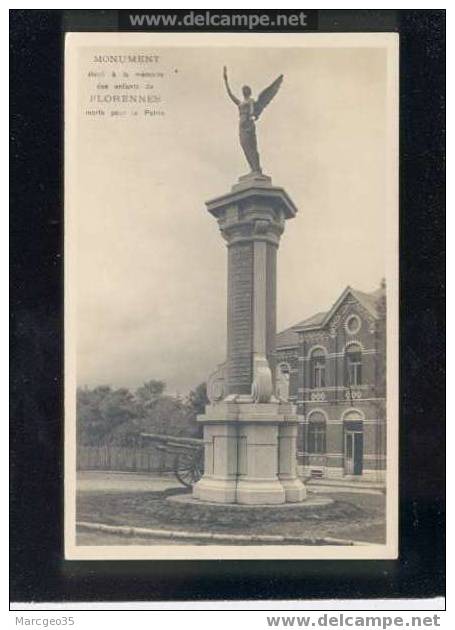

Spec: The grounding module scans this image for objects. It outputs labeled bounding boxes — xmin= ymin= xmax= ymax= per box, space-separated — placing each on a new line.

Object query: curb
xmin=76 ymin=521 xmax=370 ymax=546
xmin=306 ymin=481 xmax=385 ymax=495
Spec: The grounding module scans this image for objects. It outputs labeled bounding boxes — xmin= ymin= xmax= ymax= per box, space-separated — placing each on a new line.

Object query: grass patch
xmin=77 ymin=487 xmax=385 ymax=542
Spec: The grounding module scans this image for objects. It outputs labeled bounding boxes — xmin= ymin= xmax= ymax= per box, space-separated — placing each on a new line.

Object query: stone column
xmin=193 ymin=173 xmax=306 ymax=504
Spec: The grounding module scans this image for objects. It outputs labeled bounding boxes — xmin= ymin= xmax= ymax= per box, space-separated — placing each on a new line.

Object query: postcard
xmin=64 ymin=32 xmax=399 ymax=560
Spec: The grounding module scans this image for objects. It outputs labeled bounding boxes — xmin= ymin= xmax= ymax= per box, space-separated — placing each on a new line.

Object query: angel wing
xmin=254 ymin=74 xmax=284 ymax=119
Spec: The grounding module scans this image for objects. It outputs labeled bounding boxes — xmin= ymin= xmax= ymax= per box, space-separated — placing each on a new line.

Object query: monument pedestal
xmin=236 ymin=417 xmax=285 ymax=505
xmin=192 ymin=420 xmax=238 ymax=503
xmin=278 ymin=423 xmax=307 ymax=502
xmin=193 ymin=401 xmax=306 ymax=505
xmin=193 ymin=173 xmax=306 ymax=505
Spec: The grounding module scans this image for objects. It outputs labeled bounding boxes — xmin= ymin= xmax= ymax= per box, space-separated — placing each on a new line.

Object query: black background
xmin=10 ymin=10 xmax=445 ymax=605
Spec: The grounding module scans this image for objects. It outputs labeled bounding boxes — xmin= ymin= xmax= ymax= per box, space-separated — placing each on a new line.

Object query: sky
xmin=70 ymin=39 xmax=389 ymax=394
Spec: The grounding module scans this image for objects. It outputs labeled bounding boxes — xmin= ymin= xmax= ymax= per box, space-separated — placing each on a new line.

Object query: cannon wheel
xmin=174 ymin=449 xmax=204 ymax=487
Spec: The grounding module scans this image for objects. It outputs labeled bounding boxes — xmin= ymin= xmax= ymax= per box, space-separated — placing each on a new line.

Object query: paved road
xmin=77 ymin=470 xmax=182 ymax=494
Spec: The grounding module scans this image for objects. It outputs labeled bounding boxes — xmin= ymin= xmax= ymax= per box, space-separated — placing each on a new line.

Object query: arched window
xmin=310 ymin=348 xmax=326 ymax=389
xmin=307 ymin=412 xmax=326 ymax=454
xmin=344 ymin=344 xmax=362 ymax=387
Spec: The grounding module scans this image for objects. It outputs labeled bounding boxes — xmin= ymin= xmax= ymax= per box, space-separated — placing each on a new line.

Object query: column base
xmin=193 ymin=477 xmax=237 ymax=503
xmin=236 ymin=478 xmax=285 ymax=505
xmin=280 ymin=477 xmax=307 ymax=502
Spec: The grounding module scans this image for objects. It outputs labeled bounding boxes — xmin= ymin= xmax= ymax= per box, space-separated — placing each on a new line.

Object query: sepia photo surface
xmin=65 ymin=32 xmax=398 ymax=560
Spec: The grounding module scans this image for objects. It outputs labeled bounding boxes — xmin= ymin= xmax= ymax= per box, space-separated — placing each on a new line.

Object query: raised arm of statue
xmin=223 ymin=66 xmax=240 ymax=106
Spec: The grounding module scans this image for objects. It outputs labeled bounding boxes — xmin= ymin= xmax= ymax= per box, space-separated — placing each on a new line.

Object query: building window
xmin=310 ymin=348 xmax=326 ymax=389
xmin=307 ymin=415 xmax=326 ymax=454
xmin=345 ymin=345 xmax=362 ymax=386
xmin=345 ymin=314 xmax=361 ymax=335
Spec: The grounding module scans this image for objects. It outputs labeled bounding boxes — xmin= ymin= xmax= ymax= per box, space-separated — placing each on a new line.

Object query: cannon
xmin=141 ymin=432 xmax=204 ymax=488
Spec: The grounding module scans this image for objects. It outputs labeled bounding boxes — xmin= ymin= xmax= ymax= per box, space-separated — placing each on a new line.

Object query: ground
xmin=76 ymin=471 xmax=386 ymax=546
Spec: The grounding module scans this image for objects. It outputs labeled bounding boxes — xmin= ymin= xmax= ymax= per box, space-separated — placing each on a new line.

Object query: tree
xmin=77 ymin=385 xmax=113 ymax=445
xmin=183 ymin=382 xmax=208 ymax=437
xmin=135 ymin=380 xmax=166 ymax=412
xmin=185 ymin=382 xmax=208 ymax=416
xmin=77 ymin=385 xmax=137 ymax=446
xmin=138 ymin=395 xmax=185 ymax=435
xmin=76 ymin=379 xmax=208 ymax=446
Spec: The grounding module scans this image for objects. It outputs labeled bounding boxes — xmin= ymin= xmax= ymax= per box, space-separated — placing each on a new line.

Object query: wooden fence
xmin=77 ymin=445 xmax=175 ymax=473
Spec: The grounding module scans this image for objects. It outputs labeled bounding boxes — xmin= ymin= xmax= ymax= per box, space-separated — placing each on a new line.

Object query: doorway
xmin=344 ymin=421 xmax=363 ymax=476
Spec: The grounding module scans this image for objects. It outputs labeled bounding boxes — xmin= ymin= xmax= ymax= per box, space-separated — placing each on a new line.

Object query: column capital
xmin=206 ymin=176 xmax=298 ymax=247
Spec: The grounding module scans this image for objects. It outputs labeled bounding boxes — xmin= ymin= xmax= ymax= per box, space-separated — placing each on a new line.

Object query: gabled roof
xmin=275 ymin=326 xmax=299 ymax=349
xmin=276 ymin=284 xmax=384 ymax=349
xmin=350 ymin=289 xmax=380 ymax=319
xmin=276 ymin=311 xmax=327 ymax=349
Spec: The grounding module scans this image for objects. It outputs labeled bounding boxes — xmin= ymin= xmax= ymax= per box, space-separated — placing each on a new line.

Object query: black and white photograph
xmin=64 ymin=32 xmax=399 ymax=560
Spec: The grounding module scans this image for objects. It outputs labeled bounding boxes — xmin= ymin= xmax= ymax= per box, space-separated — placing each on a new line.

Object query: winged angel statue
xmin=223 ymin=66 xmax=283 ymax=174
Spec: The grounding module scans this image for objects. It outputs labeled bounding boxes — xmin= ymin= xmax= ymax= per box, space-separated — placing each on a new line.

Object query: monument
xmin=193 ymin=68 xmax=306 ymax=505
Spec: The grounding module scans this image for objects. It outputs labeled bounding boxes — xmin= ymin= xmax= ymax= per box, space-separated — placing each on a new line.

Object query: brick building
xmin=275 ymin=281 xmax=387 ymax=484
